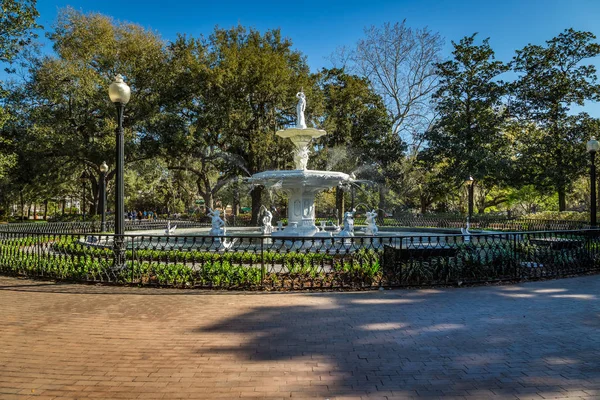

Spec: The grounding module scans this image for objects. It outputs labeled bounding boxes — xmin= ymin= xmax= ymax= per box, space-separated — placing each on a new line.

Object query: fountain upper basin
xmin=248 ymin=169 xmax=351 ymax=188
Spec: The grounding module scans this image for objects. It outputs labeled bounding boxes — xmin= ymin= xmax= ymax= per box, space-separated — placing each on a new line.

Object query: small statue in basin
xmin=365 ymin=210 xmax=378 ymax=236
xmin=207 ymin=208 xmax=226 ymax=236
xmin=338 ymin=209 xmax=355 ymax=238
xmin=261 ymin=210 xmax=273 ymax=235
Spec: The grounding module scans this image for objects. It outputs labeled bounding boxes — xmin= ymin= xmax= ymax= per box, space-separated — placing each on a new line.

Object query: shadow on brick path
xmin=197 ymin=279 xmax=600 ymax=398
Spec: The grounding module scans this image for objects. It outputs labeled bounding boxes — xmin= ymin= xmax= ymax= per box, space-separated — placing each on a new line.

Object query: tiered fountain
xmin=248 ymin=92 xmax=353 ymax=237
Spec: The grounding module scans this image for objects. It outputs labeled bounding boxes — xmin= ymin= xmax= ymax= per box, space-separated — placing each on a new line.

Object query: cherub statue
xmin=365 ymin=210 xmax=378 ymax=236
xmin=337 ymin=209 xmax=355 ymax=238
xmin=207 ymin=208 xmax=226 ymax=236
xmin=296 ymin=91 xmax=306 ymax=129
xmin=261 ymin=210 xmax=273 ymax=235
xmin=461 ymin=218 xmax=471 ymax=242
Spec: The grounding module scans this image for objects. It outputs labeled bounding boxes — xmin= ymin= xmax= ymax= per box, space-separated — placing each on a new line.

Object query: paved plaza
xmin=1 ymin=276 xmax=600 ymax=400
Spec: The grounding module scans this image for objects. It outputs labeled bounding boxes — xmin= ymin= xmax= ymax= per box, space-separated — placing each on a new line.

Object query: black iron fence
xmin=1 ymin=216 xmax=589 ymax=234
xmin=0 ymin=220 xmax=210 ymax=234
xmin=286 ymin=216 xmax=590 ymax=232
xmin=1 ymin=228 xmax=598 ymax=289
xmin=371 ymin=216 xmax=589 ymax=231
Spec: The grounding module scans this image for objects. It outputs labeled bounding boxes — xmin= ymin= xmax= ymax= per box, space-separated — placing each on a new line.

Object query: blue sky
xmin=31 ymin=0 xmax=600 ymax=115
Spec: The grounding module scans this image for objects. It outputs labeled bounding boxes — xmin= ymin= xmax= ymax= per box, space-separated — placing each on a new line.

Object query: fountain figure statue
xmin=338 ymin=210 xmax=355 ymax=237
xmin=207 ymin=208 xmax=226 ymax=236
xmin=164 ymin=221 xmax=177 ymax=236
xmin=296 ymin=91 xmax=307 ymax=129
xmin=364 ymin=210 xmax=378 ymax=236
xmin=261 ymin=209 xmax=273 ymax=235
xmin=460 ymin=219 xmax=471 ymax=242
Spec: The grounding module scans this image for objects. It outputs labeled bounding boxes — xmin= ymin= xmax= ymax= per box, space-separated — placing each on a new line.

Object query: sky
xmin=31 ymin=0 xmax=600 ymax=116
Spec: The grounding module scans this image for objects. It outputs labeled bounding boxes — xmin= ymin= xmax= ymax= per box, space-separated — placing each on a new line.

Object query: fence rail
xmin=1 ymin=216 xmax=589 ymax=234
xmin=1 ymin=227 xmax=598 ymax=289
xmin=0 ymin=220 xmax=210 ymax=234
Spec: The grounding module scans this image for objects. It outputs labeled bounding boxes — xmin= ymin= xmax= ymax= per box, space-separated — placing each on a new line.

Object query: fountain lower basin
xmin=248 ymin=169 xmax=351 ymax=237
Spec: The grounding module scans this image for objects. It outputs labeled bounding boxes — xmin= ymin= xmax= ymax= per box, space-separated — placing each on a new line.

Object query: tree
xmin=314 ymin=68 xmax=393 ymax=169
xmin=0 ymin=0 xmax=40 ymax=183
xmin=4 ymin=8 xmax=168 ymax=215
xmin=511 ymin=28 xmax=600 ymax=210
xmin=313 ymin=68 xmax=402 ymax=217
xmin=0 ymin=0 xmax=40 ymax=64
xmin=171 ymin=26 xmax=312 ymax=223
xmin=422 ymin=34 xmax=510 ymax=204
xmin=333 ymin=20 xmax=443 ymax=151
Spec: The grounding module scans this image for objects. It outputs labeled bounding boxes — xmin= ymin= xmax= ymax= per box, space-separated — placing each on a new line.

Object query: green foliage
xmin=2 ymin=229 xmax=599 ymax=289
xmin=422 ymin=34 xmax=510 ymax=189
xmin=1 ymin=8 xmax=168 ymax=216
xmin=511 ymin=29 xmax=600 ymax=210
xmin=521 ymin=211 xmax=588 ymax=221
xmin=504 ymin=185 xmax=558 ymax=215
xmin=165 ymin=27 xmax=312 ymax=221
xmin=2 ymin=13 xmax=600 ymax=220
xmin=0 ymin=0 xmax=40 ymax=182
xmin=313 ymin=68 xmax=398 ymax=171
xmin=0 ymin=0 xmax=40 ymax=64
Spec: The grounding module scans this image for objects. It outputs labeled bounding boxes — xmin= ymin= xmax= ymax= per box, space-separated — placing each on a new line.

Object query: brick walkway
xmin=1 ymin=276 xmax=600 ymax=399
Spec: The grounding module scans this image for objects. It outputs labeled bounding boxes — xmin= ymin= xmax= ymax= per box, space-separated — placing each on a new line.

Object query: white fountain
xmin=248 ymin=91 xmax=352 ymax=237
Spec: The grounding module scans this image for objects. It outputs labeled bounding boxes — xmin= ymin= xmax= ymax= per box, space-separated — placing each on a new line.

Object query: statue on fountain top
xmin=275 ymin=91 xmax=326 ymax=171
xmin=296 ymin=91 xmax=307 ymax=129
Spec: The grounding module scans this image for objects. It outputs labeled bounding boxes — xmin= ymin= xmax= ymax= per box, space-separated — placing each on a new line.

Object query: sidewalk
xmin=1 ymin=276 xmax=599 ymax=399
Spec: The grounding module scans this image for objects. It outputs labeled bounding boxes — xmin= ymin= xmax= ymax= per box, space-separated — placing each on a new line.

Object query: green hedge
xmin=521 ymin=211 xmax=588 ymax=221
xmin=0 ymin=235 xmax=382 ymax=289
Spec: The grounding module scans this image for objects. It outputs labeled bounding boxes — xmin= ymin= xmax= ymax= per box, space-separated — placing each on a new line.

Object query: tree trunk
xmin=420 ymin=194 xmax=427 ymax=214
xmin=19 ymin=192 xmax=24 ymax=221
xmin=202 ymin=192 xmax=214 ymax=212
xmin=233 ymin=178 xmax=240 ymax=217
xmin=336 ymin=186 xmax=345 ymax=224
xmin=378 ymin=185 xmax=386 ymax=219
xmin=27 ymin=203 xmax=31 ymax=219
xmin=250 ymin=186 xmax=263 ymax=225
xmin=91 ymin=179 xmax=99 ymax=216
xmin=558 ymin=187 xmax=566 ymax=211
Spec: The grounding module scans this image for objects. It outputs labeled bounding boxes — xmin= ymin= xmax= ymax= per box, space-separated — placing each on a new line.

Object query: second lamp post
xmin=587 ymin=136 xmax=599 ymax=227
xmin=466 ymin=176 xmax=475 ymax=222
xmin=99 ymin=161 xmax=109 ymax=232
xmin=80 ymin=171 xmax=88 ymax=221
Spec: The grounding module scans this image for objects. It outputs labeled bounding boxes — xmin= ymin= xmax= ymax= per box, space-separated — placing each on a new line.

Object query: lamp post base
xmin=113 ymin=236 xmax=126 ymax=271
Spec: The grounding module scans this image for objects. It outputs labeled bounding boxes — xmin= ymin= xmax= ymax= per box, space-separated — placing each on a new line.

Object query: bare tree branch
xmin=334 ymin=21 xmax=444 ymax=147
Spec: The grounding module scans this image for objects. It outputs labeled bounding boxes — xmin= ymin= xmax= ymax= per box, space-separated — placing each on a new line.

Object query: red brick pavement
xmin=1 ymin=276 xmax=600 ymax=399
